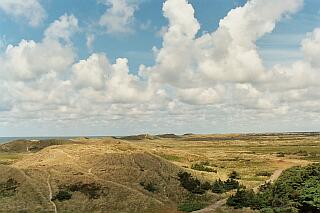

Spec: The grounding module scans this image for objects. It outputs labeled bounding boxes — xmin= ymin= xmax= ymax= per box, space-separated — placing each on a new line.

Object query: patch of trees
xmin=177 ymin=171 xmax=242 ymax=195
xmin=212 ymin=178 xmax=242 ymax=193
xmin=0 ymin=178 xmax=19 ymax=197
xmin=227 ymin=163 xmax=320 ymax=213
xmin=178 ymin=172 xmax=208 ymax=194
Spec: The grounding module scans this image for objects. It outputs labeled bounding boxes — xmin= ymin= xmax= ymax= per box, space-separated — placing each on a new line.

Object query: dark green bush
xmin=140 ymin=181 xmax=157 ymax=193
xmin=178 ymin=201 xmax=207 ymax=212
xmin=177 ymin=172 xmax=206 ymax=194
xmin=212 ymin=179 xmax=225 ymax=193
xmin=256 ymin=171 xmax=272 ymax=177
xmin=67 ymin=182 xmax=103 ymax=199
xmin=0 ymin=178 xmax=19 ymax=197
xmin=211 ymin=178 xmax=242 ymax=194
xmin=227 ymin=189 xmax=255 ymax=208
xmin=229 ymin=171 xmax=241 ymax=179
xmin=52 ymin=190 xmax=72 ymax=201
xmin=200 ymin=181 xmax=211 ymax=191
xmin=226 ymin=164 xmax=320 ymax=213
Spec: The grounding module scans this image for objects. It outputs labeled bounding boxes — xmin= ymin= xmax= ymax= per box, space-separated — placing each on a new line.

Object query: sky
xmin=0 ymin=0 xmax=320 ymax=136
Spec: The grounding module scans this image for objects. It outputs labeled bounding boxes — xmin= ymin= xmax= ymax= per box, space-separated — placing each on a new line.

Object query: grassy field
xmin=0 ymin=133 xmax=319 ymax=212
xmin=131 ymin=133 xmax=319 ymax=189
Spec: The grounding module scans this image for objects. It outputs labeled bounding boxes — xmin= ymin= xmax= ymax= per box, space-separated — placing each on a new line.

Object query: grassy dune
xmin=0 ymin=133 xmax=319 ymax=212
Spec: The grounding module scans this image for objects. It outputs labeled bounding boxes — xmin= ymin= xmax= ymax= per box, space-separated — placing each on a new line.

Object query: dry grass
xmin=0 ymin=133 xmax=319 ymax=212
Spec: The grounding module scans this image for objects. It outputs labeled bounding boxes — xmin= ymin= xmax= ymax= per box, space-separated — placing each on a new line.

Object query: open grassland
xmin=0 ymin=133 xmax=319 ymax=213
xmin=130 ymin=133 xmax=319 ymax=189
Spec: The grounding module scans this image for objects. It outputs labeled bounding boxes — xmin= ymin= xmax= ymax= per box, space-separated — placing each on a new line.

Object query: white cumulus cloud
xmin=0 ymin=0 xmax=46 ymax=27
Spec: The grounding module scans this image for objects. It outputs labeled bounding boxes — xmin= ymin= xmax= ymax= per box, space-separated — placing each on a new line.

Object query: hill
xmin=0 ymin=138 xmax=218 ymax=213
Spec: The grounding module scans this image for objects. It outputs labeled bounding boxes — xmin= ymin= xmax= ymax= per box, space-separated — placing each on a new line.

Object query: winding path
xmin=192 ymin=168 xmax=285 ymax=213
xmin=47 ymin=173 xmax=58 ymax=213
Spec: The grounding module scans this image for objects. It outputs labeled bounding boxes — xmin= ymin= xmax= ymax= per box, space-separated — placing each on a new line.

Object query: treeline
xmin=227 ymin=163 xmax=320 ymax=213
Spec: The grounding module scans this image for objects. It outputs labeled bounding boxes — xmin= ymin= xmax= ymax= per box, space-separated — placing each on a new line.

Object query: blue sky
xmin=0 ymin=0 xmax=320 ymax=136
xmin=1 ymin=0 xmax=318 ymax=72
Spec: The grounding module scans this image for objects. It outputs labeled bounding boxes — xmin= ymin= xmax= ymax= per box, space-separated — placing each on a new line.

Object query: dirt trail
xmin=47 ymin=173 xmax=58 ymax=213
xmin=192 ymin=168 xmax=285 ymax=213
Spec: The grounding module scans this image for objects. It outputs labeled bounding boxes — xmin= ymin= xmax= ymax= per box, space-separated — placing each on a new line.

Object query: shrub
xmin=200 ymin=181 xmax=211 ymax=191
xmin=191 ymin=163 xmax=217 ymax=173
xmin=52 ymin=190 xmax=72 ymax=202
xmin=224 ymin=178 xmax=241 ymax=191
xmin=0 ymin=179 xmax=19 ymax=197
xmin=228 ymin=171 xmax=240 ymax=179
xmin=177 ymin=172 xmax=206 ymax=194
xmin=276 ymin=152 xmax=285 ymax=157
xmin=226 ymin=164 xmax=320 ymax=213
xmin=212 ymin=179 xmax=225 ymax=193
xmin=67 ymin=182 xmax=103 ymax=199
xmin=211 ymin=178 xmax=241 ymax=194
xmin=226 ymin=189 xmax=255 ymax=209
xmin=178 ymin=201 xmax=207 ymax=212
xmin=140 ymin=181 xmax=157 ymax=193
xmin=256 ymin=171 xmax=272 ymax=177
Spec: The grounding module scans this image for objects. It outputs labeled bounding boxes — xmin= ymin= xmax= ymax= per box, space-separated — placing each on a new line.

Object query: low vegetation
xmin=52 ymin=190 xmax=72 ymax=202
xmin=255 ymin=171 xmax=272 ymax=177
xmin=0 ymin=179 xmax=19 ymax=197
xmin=178 ymin=201 xmax=208 ymax=212
xmin=178 ymin=172 xmax=207 ymax=194
xmin=212 ymin=178 xmax=242 ymax=193
xmin=140 ymin=181 xmax=158 ymax=193
xmin=66 ymin=182 xmax=104 ymax=199
xmin=191 ymin=161 xmax=217 ymax=173
xmin=227 ymin=164 xmax=320 ymax=212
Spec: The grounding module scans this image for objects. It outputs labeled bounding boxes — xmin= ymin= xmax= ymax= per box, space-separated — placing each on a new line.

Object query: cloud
xmin=72 ymin=54 xmax=154 ymax=103
xmin=140 ymin=0 xmax=303 ymax=105
xmin=2 ymin=0 xmax=320 ymax=134
xmin=86 ymin=34 xmax=95 ymax=51
xmin=302 ymin=28 xmax=320 ymax=67
xmin=0 ymin=0 xmax=46 ymax=27
xmin=99 ymin=0 xmax=138 ymax=34
xmin=44 ymin=14 xmax=79 ymax=43
xmin=0 ymin=14 xmax=78 ymax=81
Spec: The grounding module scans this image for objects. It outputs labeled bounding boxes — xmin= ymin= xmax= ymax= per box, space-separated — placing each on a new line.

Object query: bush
xmin=256 ymin=171 xmax=272 ymax=177
xmin=0 ymin=178 xmax=19 ymax=197
xmin=226 ymin=163 xmax=320 ymax=213
xmin=224 ymin=178 xmax=241 ymax=191
xmin=67 ymin=182 xmax=103 ymax=199
xmin=140 ymin=181 xmax=157 ymax=193
xmin=52 ymin=190 xmax=72 ymax=202
xmin=201 ymin=181 xmax=211 ymax=191
xmin=212 ymin=179 xmax=225 ymax=193
xmin=227 ymin=189 xmax=255 ymax=209
xmin=211 ymin=178 xmax=242 ymax=194
xmin=228 ymin=171 xmax=241 ymax=179
xmin=178 ymin=201 xmax=207 ymax=212
xmin=191 ymin=163 xmax=217 ymax=173
xmin=177 ymin=172 xmax=206 ymax=194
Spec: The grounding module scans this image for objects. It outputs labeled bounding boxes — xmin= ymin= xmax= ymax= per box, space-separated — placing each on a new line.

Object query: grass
xmin=0 ymin=133 xmax=319 ymax=213
xmin=0 ymin=153 xmax=24 ymax=165
xmin=178 ymin=201 xmax=208 ymax=212
xmin=135 ymin=133 xmax=319 ymax=189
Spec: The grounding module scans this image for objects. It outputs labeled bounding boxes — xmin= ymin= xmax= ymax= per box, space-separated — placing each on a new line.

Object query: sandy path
xmin=192 ymin=168 xmax=285 ymax=213
xmin=47 ymin=173 xmax=58 ymax=213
